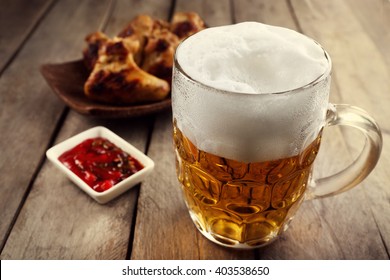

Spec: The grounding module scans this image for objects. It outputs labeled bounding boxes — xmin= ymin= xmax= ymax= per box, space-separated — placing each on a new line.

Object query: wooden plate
xmin=40 ymin=60 xmax=171 ymax=118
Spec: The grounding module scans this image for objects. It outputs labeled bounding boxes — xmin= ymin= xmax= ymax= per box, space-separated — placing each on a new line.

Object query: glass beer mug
xmin=171 ymin=22 xmax=382 ymax=248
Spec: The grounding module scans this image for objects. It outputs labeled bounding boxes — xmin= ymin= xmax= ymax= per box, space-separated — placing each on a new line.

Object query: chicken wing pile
xmin=82 ymin=12 xmax=206 ymax=105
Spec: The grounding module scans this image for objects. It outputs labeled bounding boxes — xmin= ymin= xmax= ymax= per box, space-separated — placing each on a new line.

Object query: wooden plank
xmin=0 ymin=0 xmax=55 ymax=73
xmin=1 ymin=0 xmax=174 ymax=260
xmin=103 ymin=0 xmax=174 ymax=37
xmin=3 ymin=1 xmax=177 ymax=259
xmin=344 ymin=0 xmax=390 ymax=70
xmin=174 ymin=0 xmax=231 ymax=26
xmin=233 ymin=0 xmax=297 ymax=29
xmin=2 ymin=112 xmax=152 ymax=259
xmin=131 ymin=112 xmax=200 ymax=260
xmin=311 ymin=130 xmax=387 ymax=259
xmin=288 ymin=0 xmax=389 ymax=258
xmin=0 ymin=0 xmax=112 ymax=254
xmin=309 ymin=0 xmax=389 ymax=257
xmin=362 ymin=133 xmax=390 ymax=252
xmin=0 ymin=0 xmax=111 ymax=259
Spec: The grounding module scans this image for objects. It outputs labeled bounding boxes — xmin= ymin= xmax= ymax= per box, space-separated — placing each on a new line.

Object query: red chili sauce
xmin=58 ymin=137 xmax=144 ymax=192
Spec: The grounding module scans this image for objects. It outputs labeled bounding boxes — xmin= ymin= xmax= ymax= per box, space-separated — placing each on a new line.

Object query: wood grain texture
xmin=289 ymin=0 xmax=389 ymax=258
xmin=175 ymin=0 xmax=231 ymax=26
xmin=1 ymin=112 xmax=152 ymax=259
xmin=0 ymin=0 xmax=172 ymax=260
xmin=363 ymin=133 xmax=390 ymax=252
xmin=233 ymin=0 xmax=297 ymax=29
xmin=344 ymin=0 xmax=390 ymax=70
xmin=103 ymin=0 xmax=173 ymax=36
xmin=131 ymin=112 xmax=200 ymax=260
xmin=0 ymin=0 xmax=55 ymax=72
xmin=322 ymin=0 xmax=390 ymax=253
xmin=0 ymin=0 xmax=112 ymax=253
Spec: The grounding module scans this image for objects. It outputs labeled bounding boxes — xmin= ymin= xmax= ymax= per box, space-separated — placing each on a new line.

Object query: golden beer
xmin=171 ymin=22 xmax=382 ymax=249
xmin=173 ymin=122 xmax=322 ymax=248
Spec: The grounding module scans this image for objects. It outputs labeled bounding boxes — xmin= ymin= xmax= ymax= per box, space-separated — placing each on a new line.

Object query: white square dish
xmin=46 ymin=126 xmax=154 ymax=204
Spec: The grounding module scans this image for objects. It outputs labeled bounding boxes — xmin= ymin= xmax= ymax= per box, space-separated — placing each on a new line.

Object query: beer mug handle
xmin=306 ymin=104 xmax=382 ymax=199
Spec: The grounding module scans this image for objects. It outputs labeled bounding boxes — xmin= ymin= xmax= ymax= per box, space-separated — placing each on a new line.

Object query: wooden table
xmin=1 ymin=0 xmax=389 ymax=260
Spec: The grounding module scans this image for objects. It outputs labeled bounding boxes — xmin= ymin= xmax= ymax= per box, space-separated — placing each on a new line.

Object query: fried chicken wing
xmin=139 ymin=12 xmax=206 ymax=84
xmin=118 ymin=14 xmax=155 ymax=39
xmin=118 ymin=14 xmax=157 ymax=65
xmin=82 ymin=32 xmax=110 ymax=70
xmin=140 ymin=26 xmax=180 ymax=84
xmin=170 ymin=12 xmax=206 ymax=39
xmin=82 ymin=12 xmax=206 ymax=105
xmin=84 ymin=38 xmax=170 ymax=105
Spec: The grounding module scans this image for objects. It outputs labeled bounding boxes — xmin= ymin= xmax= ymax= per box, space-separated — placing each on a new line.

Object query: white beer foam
xmin=173 ymin=22 xmax=331 ymax=162
xmin=176 ymin=22 xmax=328 ymax=93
